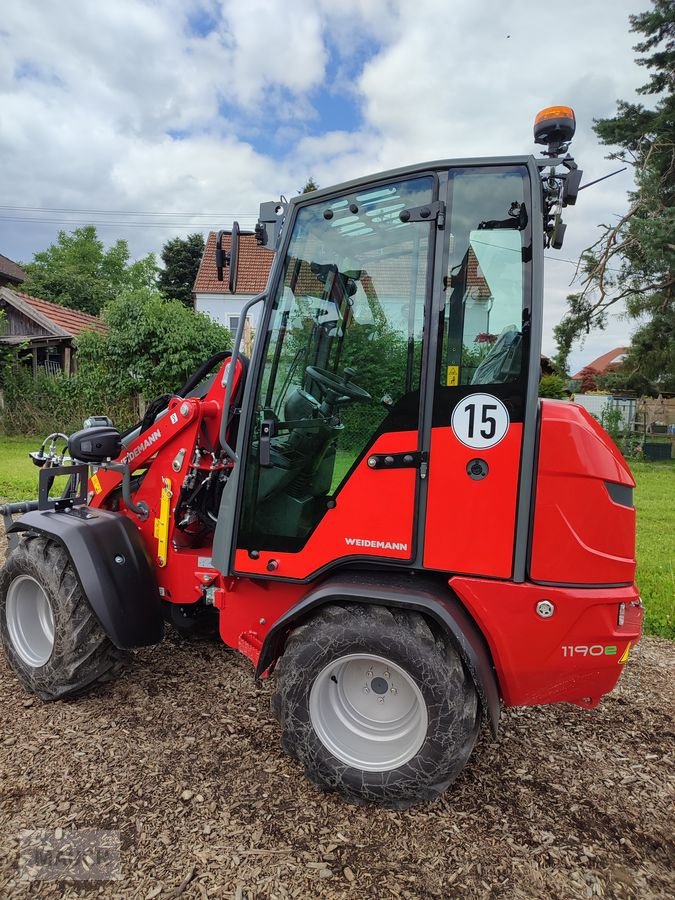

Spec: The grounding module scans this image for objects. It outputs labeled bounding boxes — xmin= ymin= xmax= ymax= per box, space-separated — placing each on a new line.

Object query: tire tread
xmin=0 ymin=534 xmax=127 ymax=701
xmin=271 ymin=602 xmax=480 ymax=807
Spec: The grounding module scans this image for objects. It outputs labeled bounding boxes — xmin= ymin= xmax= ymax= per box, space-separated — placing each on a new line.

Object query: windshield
xmin=238 ymin=175 xmax=435 ymax=552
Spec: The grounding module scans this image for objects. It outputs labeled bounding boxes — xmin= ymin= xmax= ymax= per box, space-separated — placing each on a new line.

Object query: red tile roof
xmin=193 ymin=232 xmax=485 ymax=310
xmin=14 ymin=291 xmax=108 ymax=336
xmin=465 ymin=248 xmax=491 ymax=298
xmin=0 ymin=254 xmax=26 ymax=285
xmin=572 ymin=347 xmax=628 ymax=379
xmin=193 ymin=231 xmax=274 ymax=295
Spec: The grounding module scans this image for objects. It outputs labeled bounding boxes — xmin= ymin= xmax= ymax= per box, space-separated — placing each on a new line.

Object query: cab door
xmin=423 ymin=165 xmax=533 ymax=578
xmin=231 ymin=174 xmax=439 ymax=581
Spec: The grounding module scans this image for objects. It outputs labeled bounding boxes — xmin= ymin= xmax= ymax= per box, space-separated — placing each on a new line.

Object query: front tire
xmin=0 ymin=535 xmax=126 ymax=700
xmin=272 ymin=604 xmax=480 ymax=806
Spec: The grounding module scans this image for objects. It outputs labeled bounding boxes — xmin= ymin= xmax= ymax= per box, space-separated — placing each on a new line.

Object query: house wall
xmin=195 ymin=293 xmax=263 ymax=333
xmin=0 ymin=305 xmax=51 ymax=337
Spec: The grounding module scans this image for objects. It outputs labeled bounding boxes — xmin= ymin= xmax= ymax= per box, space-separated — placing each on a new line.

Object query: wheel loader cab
xmin=223 ymin=163 xmax=537 ymax=578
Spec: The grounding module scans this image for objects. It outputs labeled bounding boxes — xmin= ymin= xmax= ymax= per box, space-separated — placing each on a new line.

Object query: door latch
xmin=259 ymin=413 xmax=277 ymax=467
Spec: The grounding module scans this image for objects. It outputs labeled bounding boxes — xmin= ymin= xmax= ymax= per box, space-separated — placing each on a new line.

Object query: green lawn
xmin=1 ymin=437 xmax=672 ymax=638
xmin=0 ymin=435 xmax=53 ymax=500
xmin=630 ymin=459 xmax=674 ymax=639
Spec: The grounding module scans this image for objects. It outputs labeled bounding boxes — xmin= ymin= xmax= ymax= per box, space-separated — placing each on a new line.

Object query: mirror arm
xmin=219 ymin=293 xmax=266 ymax=460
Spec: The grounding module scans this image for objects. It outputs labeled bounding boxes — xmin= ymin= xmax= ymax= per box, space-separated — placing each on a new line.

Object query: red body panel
xmin=530 ymin=401 xmax=636 ymax=585
xmin=214 ymin=578 xmax=306 ymax=657
xmin=234 ymin=432 xmax=418 ymax=580
xmin=423 ymin=424 xmax=522 ymax=578
xmin=451 ymin=576 xmax=643 ymax=707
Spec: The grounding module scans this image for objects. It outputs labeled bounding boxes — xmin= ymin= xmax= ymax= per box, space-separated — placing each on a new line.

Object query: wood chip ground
xmin=0 ymin=529 xmax=673 ymax=898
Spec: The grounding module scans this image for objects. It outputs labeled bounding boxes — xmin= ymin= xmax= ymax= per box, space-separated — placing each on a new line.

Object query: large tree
xmin=555 ymin=0 xmax=674 ymax=390
xmin=21 ymin=226 xmax=158 ymax=316
xmin=157 ymin=232 xmax=205 ymax=307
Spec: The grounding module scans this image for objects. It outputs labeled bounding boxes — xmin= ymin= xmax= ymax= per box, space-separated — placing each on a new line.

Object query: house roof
xmin=0 ymin=287 xmax=107 ymax=339
xmin=0 ymin=254 xmax=27 ymax=285
xmin=193 ymin=231 xmax=274 ymax=295
xmin=572 ymin=347 xmax=628 ymax=379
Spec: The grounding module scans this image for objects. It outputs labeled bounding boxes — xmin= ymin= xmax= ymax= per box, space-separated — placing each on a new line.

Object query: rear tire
xmin=272 ymin=604 xmax=480 ymax=806
xmin=0 ymin=535 xmax=127 ymax=700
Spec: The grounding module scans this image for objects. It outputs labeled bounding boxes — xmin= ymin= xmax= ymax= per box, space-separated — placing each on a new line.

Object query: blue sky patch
xmin=187 ymin=6 xmax=218 ymax=38
xmin=214 ymin=43 xmax=369 ymax=159
xmin=15 ymin=60 xmax=64 ymax=87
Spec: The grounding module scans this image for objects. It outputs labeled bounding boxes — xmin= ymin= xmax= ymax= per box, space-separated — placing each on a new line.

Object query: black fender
xmin=8 ymin=507 xmax=163 ymax=650
xmin=256 ymin=572 xmax=501 ymax=736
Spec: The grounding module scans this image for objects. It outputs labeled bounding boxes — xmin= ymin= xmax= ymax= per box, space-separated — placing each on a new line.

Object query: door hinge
xmin=366 ymin=451 xmax=427 ymax=472
xmin=399 ymin=200 xmax=445 ymax=229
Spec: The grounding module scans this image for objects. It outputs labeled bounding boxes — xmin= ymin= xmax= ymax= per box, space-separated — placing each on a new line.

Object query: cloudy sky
xmin=1 ymin=0 xmax=652 ymax=372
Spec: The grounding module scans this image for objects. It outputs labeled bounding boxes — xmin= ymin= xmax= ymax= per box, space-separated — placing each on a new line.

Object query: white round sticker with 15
xmin=451 ymin=393 xmax=510 ymax=450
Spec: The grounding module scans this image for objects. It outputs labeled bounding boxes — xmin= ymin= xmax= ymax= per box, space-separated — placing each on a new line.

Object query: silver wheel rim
xmin=309 ymin=652 xmax=428 ymax=771
xmin=6 ymin=575 xmax=55 ymax=668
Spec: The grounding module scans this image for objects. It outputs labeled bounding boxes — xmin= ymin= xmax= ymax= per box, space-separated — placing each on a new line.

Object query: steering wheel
xmin=305 ymin=366 xmax=371 ymax=401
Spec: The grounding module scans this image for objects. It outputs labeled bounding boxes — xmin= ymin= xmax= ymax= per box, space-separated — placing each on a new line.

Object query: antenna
xmin=578 ymin=167 xmax=628 ymax=191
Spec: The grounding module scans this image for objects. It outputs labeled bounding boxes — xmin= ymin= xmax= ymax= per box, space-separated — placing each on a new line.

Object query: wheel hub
xmin=6 ymin=575 xmax=55 ymax=668
xmin=370 ymin=676 xmax=389 ymax=694
xmin=309 ymin=652 xmax=428 ymax=771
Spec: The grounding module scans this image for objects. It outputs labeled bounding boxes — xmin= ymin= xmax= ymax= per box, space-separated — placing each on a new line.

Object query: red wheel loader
xmin=0 ymin=107 xmax=643 ymax=806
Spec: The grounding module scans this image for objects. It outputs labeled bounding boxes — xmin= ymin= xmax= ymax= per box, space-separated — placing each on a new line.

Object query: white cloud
xmin=0 ymin=0 xmax=656 ymax=370
xmin=217 ymin=0 xmax=327 ymax=105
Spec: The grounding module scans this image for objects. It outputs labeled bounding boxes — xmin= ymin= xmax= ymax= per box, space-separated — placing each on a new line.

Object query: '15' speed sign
xmin=451 ymin=393 xmax=510 ymax=449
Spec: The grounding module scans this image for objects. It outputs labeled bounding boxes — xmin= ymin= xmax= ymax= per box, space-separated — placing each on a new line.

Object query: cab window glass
xmin=440 ymin=168 xmax=528 ymax=386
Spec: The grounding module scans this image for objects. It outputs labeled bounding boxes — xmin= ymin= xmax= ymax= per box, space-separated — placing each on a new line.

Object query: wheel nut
xmin=378 ymin=697 xmax=384 ymax=704
xmin=391 ymin=687 xmax=397 ymax=695
xmin=363 ymin=687 xmax=370 ymax=694
xmin=383 ymin=670 xmax=390 ymax=678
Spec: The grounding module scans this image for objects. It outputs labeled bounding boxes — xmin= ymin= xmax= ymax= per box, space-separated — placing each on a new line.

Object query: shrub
xmin=80 ymin=288 xmax=231 ymax=399
xmin=0 ymin=365 xmax=138 ymax=435
xmin=539 ymin=374 xmax=566 ymax=399
xmin=0 ymin=289 xmax=231 ymax=436
xmin=600 ymin=404 xmax=625 ymax=448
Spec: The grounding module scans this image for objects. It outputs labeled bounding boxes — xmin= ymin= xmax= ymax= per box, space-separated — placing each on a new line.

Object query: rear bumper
xmin=450 ymin=577 xmax=643 ymax=708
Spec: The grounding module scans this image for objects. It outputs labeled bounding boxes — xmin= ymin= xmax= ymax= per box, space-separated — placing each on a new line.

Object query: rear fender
xmin=8 ymin=507 xmax=163 ymax=649
xmin=256 ymin=572 xmax=501 ymax=736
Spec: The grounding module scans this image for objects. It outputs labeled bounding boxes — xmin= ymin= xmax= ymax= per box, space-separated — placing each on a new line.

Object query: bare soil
xmin=0 ymin=534 xmax=673 ymax=898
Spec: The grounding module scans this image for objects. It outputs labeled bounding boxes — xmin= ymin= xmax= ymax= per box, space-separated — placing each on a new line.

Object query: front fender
xmin=9 ymin=507 xmax=163 ymax=650
xmin=256 ymin=572 xmax=501 ymax=736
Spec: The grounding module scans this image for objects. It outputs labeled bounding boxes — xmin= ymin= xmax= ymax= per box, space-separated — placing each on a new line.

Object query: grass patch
xmin=0 ymin=435 xmax=50 ymax=501
xmin=630 ymin=459 xmax=674 ymax=639
xmin=1 ymin=438 xmax=673 ymax=638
